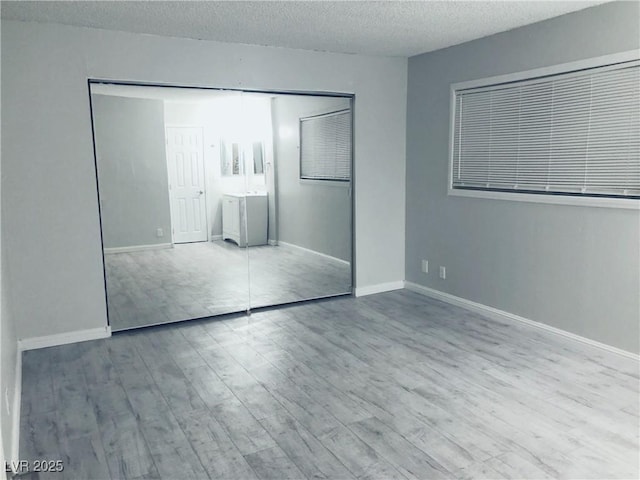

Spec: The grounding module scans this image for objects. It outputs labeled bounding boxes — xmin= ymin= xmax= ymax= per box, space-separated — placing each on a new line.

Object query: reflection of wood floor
xmin=19 ymin=290 xmax=638 ymax=479
xmin=105 ymin=241 xmax=351 ymax=331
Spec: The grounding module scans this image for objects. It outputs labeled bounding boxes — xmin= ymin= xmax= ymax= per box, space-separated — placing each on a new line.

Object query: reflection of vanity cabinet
xmin=222 ymin=192 xmax=268 ymax=247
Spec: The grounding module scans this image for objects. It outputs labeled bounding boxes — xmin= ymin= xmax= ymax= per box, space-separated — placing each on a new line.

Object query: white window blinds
xmin=451 ymin=60 xmax=640 ymax=198
xmin=300 ymin=109 xmax=351 ymax=181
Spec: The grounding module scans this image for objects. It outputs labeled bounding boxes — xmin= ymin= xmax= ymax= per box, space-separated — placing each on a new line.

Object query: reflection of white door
xmin=166 ymin=127 xmax=207 ymax=244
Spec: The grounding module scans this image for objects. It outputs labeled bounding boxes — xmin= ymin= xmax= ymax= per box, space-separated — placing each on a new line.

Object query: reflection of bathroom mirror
xmin=221 ymin=140 xmax=244 ymax=176
xmin=89 ymin=81 xmax=353 ymax=332
xmin=253 ymin=141 xmax=265 ymax=174
xmin=222 ymin=141 xmax=264 ymax=176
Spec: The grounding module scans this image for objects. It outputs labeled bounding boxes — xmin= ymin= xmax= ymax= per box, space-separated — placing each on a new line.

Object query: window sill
xmin=448 ymin=188 xmax=640 ymax=210
xmin=300 ymin=179 xmax=351 ymax=188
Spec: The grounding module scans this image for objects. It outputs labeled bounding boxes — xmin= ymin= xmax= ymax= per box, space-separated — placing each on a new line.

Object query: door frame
xmin=165 ymin=124 xmax=208 ymax=244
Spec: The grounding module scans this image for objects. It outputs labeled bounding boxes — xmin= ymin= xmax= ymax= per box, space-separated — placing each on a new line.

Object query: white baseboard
xmin=9 ymin=348 xmax=21 ymax=471
xmin=404 ymin=281 xmax=639 ymax=361
xmin=278 ymin=241 xmax=350 ymax=266
xmin=104 ymin=243 xmax=172 ymax=254
xmin=210 ymin=235 xmax=222 ymax=241
xmin=18 ymin=326 xmax=112 ymax=351
xmin=268 ymin=239 xmax=278 ymax=246
xmin=355 ymin=281 xmax=404 ymax=297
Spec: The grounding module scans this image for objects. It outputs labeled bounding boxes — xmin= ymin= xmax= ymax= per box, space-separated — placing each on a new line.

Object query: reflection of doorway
xmin=166 ymin=126 xmax=207 ymax=243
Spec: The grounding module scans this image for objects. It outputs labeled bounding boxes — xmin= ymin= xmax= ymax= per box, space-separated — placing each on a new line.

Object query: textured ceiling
xmin=1 ymin=1 xmax=608 ymax=57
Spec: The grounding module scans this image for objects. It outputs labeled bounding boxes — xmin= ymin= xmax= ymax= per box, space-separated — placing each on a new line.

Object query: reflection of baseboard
xmin=404 ymin=281 xmax=639 ymax=361
xmin=211 ymin=235 xmax=222 ymax=241
xmin=278 ymin=241 xmax=350 ymax=266
xmin=104 ymin=243 xmax=172 ymax=254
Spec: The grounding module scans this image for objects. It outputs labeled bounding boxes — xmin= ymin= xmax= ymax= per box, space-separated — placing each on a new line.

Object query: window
xmin=450 ymin=52 xmax=639 ymax=206
xmin=300 ymin=109 xmax=351 ymax=181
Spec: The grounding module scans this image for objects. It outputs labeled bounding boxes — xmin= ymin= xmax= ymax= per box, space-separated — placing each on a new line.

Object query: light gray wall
xmin=406 ymin=1 xmax=640 ymax=353
xmin=272 ymin=96 xmax=352 ymax=262
xmin=1 ymin=20 xmax=406 ymax=340
xmin=92 ymin=94 xmax=171 ymax=249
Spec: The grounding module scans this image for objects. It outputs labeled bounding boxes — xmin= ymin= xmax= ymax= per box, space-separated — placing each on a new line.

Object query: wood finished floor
xmin=19 ymin=290 xmax=639 ymax=479
xmin=105 ymin=241 xmax=351 ymax=331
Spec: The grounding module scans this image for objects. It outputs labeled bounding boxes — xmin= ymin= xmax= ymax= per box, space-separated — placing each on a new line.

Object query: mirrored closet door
xmin=90 ymin=82 xmax=352 ymax=331
xmin=247 ymin=92 xmax=353 ymax=309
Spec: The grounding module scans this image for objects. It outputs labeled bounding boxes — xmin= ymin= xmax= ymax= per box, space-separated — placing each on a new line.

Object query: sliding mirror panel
xmin=246 ymin=93 xmax=353 ymax=309
xmin=90 ymin=83 xmax=251 ymax=331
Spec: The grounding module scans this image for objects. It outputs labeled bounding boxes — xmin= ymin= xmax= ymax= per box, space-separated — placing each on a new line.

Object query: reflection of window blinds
xmin=452 ymin=61 xmax=640 ymax=198
xmin=300 ymin=109 xmax=351 ymax=181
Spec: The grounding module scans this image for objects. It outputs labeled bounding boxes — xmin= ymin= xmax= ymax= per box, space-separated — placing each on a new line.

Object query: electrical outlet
xmin=156 ymin=228 xmax=164 ymax=238
xmin=5 ymin=387 xmax=10 ymax=416
xmin=439 ymin=266 xmax=446 ymax=279
xmin=421 ymin=259 xmax=429 ymax=274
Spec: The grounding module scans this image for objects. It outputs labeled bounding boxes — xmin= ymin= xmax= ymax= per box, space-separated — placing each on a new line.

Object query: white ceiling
xmin=1 ymin=1 xmax=608 ymax=57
